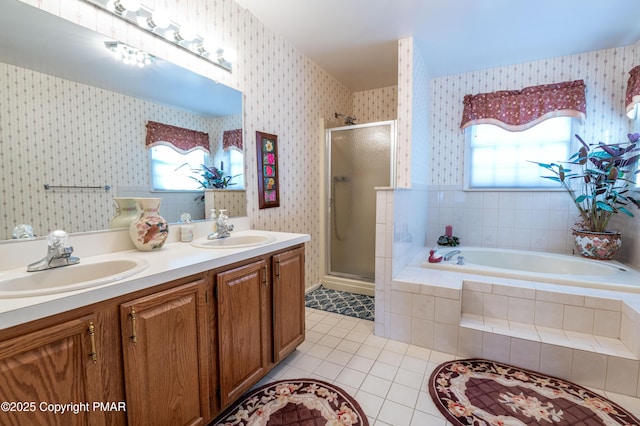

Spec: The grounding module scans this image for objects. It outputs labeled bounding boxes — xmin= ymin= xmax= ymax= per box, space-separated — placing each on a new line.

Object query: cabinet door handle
xmin=275 ymin=261 xmax=281 ymax=279
xmin=88 ymin=322 xmax=97 ymax=363
xmin=129 ymin=307 xmax=137 ymax=344
xmin=262 ymin=265 xmax=267 ymax=286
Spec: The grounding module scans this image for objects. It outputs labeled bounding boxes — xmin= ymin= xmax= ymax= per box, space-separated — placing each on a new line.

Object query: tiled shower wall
xmin=427 ymin=45 xmax=640 ymax=267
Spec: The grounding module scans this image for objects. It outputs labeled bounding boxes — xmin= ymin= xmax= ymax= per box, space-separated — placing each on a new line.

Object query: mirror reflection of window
xmin=150 ymin=145 xmax=210 ymax=191
xmin=223 ymin=148 xmax=245 ymax=189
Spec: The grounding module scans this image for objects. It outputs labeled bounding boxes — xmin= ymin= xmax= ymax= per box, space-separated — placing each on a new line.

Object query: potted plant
xmin=190 ymin=165 xmax=242 ymax=205
xmin=191 ymin=164 xmax=240 ymax=189
xmin=532 ymin=133 xmax=640 ymax=259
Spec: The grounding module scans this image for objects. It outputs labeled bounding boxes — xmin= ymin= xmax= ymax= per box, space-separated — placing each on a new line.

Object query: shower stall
xmin=324 ymin=120 xmax=396 ymax=295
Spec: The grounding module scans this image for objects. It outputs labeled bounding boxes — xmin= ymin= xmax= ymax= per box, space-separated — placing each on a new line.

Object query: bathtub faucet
xmin=443 ymin=250 xmax=461 ymax=261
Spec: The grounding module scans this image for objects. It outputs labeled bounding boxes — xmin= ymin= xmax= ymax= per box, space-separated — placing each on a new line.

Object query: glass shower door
xmin=327 ymin=121 xmax=395 ymax=282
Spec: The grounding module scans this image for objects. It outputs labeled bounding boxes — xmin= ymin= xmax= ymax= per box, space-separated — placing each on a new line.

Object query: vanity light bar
xmin=83 ymin=0 xmax=235 ymax=72
xmin=104 ymin=41 xmax=155 ymax=68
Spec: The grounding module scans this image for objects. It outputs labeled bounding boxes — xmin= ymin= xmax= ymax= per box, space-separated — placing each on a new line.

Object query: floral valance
xmin=223 ymin=129 xmax=243 ymax=151
xmin=626 ymin=65 xmax=640 ymax=119
xmin=460 ymin=79 xmax=587 ymax=131
xmin=145 ymin=121 xmax=210 ymax=153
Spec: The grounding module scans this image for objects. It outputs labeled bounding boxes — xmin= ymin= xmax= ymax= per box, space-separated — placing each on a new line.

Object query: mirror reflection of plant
xmin=531 ymin=133 xmax=640 ymax=233
xmin=191 ymin=164 xmax=242 ymax=204
xmin=191 ymin=164 xmax=241 ymax=189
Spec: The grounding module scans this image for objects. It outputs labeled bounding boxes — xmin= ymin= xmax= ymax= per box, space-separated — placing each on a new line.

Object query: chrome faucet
xmin=442 ymin=249 xmax=461 ymax=261
xmin=207 ymin=210 xmax=234 ymax=240
xmin=27 ymin=230 xmax=80 ymax=272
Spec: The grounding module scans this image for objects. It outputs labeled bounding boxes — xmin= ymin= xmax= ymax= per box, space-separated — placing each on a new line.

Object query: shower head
xmin=334 ymin=112 xmax=357 ymax=126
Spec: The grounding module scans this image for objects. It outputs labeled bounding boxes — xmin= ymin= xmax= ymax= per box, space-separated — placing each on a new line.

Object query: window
xmin=464 ymin=117 xmax=574 ymax=189
xmin=221 ymin=148 xmax=244 ymax=188
xmin=150 ymin=145 xmax=210 ymax=191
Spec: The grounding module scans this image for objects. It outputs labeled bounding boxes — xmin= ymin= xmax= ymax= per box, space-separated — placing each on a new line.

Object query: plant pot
xmin=572 ymin=230 xmax=622 ymax=260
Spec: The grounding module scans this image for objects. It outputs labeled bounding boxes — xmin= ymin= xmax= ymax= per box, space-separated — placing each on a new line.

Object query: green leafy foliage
xmin=190 ymin=164 xmax=240 ymax=189
xmin=530 ymin=133 xmax=640 ymax=232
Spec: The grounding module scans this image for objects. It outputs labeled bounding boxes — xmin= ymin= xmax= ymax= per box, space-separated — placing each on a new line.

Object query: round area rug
xmin=212 ymin=378 xmax=369 ymax=425
xmin=428 ymin=358 xmax=640 ymax=425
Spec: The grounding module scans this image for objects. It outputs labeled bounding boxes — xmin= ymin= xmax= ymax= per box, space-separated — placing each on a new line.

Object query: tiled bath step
xmin=460 ymin=313 xmax=636 ymax=360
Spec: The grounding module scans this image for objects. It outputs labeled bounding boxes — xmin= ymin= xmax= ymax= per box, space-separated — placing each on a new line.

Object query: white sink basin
xmin=191 ymin=231 xmax=276 ymax=249
xmin=0 ymin=258 xmax=149 ymax=298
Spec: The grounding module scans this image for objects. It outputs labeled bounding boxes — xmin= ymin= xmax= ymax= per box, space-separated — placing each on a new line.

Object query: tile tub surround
xmin=385 ymin=248 xmax=640 ymax=398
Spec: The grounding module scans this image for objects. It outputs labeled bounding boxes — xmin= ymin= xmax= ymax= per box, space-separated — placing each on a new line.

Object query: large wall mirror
xmin=0 ymin=0 xmax=245 ymax=240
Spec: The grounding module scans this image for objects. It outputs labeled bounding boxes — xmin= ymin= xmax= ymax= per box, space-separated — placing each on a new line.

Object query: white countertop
xmin=0 ymin=227 xmax=310 ymax=330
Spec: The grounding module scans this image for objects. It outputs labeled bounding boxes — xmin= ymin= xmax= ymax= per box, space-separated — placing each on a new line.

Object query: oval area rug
xmin=428 ymin=358 xmax=640 ymax=425
xmin=211 ymin=378 xmax=369 ymax=425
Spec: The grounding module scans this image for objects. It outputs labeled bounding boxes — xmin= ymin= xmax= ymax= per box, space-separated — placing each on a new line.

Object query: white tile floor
xmin=257 ymin=307 xmax=640 ymax=426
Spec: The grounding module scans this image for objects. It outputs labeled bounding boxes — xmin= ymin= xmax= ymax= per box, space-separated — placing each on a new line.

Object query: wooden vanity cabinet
xmin=272 ymin=246 xmax=305 ymax=362
xmin=0 ymin=242 xmax=306 ymax=425
xmin=216 ymin=258 xmax=271 ymax=408
xmin=120 ymin=278 xmax=210 ymax=426
xmin=215 ymin=245 xmax=305 ymax=411
xmin=0 ymin=314 xmax=109 ymax=426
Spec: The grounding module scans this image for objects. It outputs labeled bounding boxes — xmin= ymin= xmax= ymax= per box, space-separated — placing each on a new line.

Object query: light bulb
xmin=178 ymin=26 xmax=197 ymax=42
xmin=150 ymin=10 xmax=171 ymax=29
xmin=120 ymin=0 xmax=140 ymax=11
xmin=221 ymin=47 xmax=237 ymax=63
xmin=106 ymin=0 xmax=117 ymax=12
xmin=200 ymin=39 xmax=217 ymax=56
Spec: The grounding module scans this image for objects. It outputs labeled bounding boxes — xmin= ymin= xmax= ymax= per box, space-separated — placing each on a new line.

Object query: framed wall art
xmin=255 ymin=131 xmax=280 ymax=209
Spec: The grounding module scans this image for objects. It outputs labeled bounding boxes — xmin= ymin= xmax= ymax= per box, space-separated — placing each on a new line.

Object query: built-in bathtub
xmin=422 ymin=246 xmax=640 ymax=293
xmin=384 ymin=245 xmax=640 ymax=397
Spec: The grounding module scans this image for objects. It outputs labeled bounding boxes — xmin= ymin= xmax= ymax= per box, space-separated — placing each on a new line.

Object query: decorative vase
xmin=110 ymin=198 xmax=139 ymax=229
xmin=128 ymin=198 xmax=169 ymax=251
xmin=572 ymin=229 xmax=622 ymax=260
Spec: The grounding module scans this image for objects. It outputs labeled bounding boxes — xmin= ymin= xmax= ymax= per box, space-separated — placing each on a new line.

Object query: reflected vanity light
xmin=104 ymin=41 xmax=154 ymax=68
xmin=84 ymin=0 xmax=237 ymax=72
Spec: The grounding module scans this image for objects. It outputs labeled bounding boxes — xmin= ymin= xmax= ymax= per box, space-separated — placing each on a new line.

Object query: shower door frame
xmin=324 ymin=120 xmax=397 ymax=283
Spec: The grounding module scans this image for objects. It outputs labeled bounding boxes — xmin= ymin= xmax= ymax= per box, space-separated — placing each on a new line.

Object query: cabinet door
xmin=272 ymin=247 xmax=306 ymax=362
xmin=217 ymin=259 xmax=270 ymax=408
xmin=0 ymin=315 xmax=104 ymax=426
xmin=120 ymin=280 xmax=209 ymax=426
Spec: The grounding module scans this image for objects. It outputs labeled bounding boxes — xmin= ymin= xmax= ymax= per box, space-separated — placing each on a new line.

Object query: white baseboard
xmin=305 ymin=282 xmax=323 ymax=295
xmin=321 ymin=275 xmax=375 ymax=297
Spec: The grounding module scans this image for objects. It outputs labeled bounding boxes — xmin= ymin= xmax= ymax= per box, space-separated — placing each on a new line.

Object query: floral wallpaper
xmin=0 ymin=62 xmax=234 ymax=238
xmin=353 ymin=86 xmax=397 ymax=124
xmin=427 ymin=45 xmax=640 ymax=265
xmin=16 ymin=0 xmax=353 ymax=290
